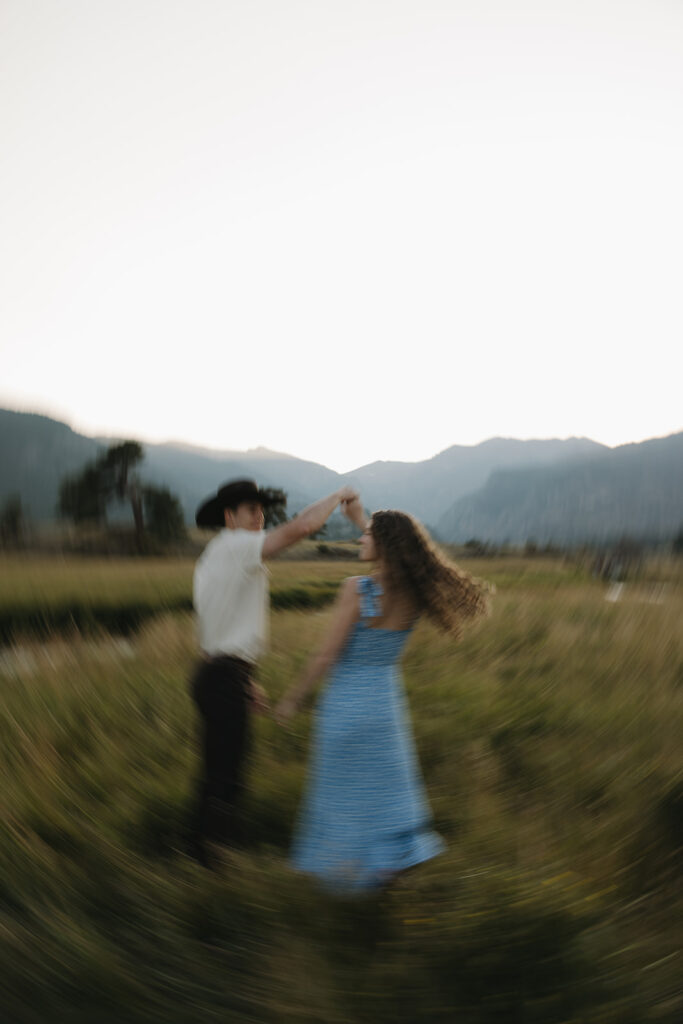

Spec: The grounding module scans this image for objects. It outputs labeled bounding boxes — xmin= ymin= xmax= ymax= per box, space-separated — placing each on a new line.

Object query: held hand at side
xmin=274 ymin=695 xmax=298 ymax=726
xmin=249 ymin=682 xmax=270 ymax=715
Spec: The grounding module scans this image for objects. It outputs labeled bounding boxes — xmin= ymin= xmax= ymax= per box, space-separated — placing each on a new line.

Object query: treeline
xmin=3 ymin=445 xmax=683 ymax=562
xmin=457 ymin=531 xmax=683 ymax=561
xmin=0 ymin=441 xmax=290 ymax=556
xmin=3 ymin=440 xmax=198 ymax=554
xmin=57 ymin=441 xmax=185 ymax=552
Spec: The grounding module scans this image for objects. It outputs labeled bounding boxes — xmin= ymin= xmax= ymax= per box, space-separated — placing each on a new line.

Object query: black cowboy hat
xmin=195 ymin=479 xmax=280 ymax=528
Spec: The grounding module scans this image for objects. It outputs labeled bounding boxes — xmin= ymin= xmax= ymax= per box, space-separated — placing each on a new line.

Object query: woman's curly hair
xmin=371 ymin=510 xmax=493 ymax=635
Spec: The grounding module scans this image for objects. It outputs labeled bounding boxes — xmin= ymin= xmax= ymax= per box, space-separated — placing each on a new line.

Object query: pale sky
xmin=1 ymin=0 xmax=681 ymax=473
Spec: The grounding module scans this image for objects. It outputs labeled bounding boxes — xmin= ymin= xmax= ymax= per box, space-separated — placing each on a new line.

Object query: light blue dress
xmin=291 ymin=575 xmax=445 ymax=891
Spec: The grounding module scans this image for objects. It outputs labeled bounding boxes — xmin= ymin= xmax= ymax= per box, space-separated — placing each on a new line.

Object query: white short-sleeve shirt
xmin=193 ymin=528 xmax=269 ymax=663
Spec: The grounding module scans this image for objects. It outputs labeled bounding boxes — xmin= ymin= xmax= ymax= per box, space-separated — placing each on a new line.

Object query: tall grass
xmin=1 ymin=556 xmax=681 ymax=1022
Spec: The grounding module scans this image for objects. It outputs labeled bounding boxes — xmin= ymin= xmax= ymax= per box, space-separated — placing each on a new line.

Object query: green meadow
xmin=1 ymin=552 xmax=681 ymax=1023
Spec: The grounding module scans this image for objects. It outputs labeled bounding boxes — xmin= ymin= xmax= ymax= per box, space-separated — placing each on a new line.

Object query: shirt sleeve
xmin=232 ymin=529 xmax=266 ymax=571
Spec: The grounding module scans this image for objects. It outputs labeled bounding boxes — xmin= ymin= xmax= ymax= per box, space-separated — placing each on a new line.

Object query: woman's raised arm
xmin=274 ymin=577 xmax=360 ymax=723
xmin=341 ymin=495 xmax=369 ymax=531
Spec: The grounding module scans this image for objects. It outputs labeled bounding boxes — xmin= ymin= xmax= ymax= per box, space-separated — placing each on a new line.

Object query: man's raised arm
xmin=262 ymin=486 xmax=358 ymax=559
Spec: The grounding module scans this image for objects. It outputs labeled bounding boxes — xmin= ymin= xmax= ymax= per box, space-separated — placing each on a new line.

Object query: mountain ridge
xmin=1 ymin=407 xmax=681 ymax=544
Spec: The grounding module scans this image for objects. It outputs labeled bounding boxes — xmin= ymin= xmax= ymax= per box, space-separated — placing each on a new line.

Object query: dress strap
xmin=357 ymin=575 xmax=383 ymax=620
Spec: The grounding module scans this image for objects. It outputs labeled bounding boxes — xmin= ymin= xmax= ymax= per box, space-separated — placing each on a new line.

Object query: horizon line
xmin=1 ymin=402 xmax=681 ymax=475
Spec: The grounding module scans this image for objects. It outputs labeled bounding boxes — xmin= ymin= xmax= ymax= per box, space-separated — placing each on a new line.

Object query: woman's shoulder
xmin=333 ymin=576 xmax=377 ymax=618
xmin=337 ymin=574 xmax=372 ymax=588
xmin=341 ymin=575 xmax=382 ymax=596
xmin=352 ymin=575 xmax=384 ymax=618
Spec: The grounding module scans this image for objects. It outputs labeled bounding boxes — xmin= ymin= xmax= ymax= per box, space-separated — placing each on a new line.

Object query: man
xmin=189 ymin=477 xmax=357 ymax=865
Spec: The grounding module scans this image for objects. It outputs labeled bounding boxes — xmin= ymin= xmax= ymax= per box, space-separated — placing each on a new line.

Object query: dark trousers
xmin=189 ymin=656 xmax=252 ymax=857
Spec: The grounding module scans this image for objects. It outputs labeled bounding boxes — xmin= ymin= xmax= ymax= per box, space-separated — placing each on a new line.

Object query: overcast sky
xmin=1 ymin=0 xmax=681 ymax=472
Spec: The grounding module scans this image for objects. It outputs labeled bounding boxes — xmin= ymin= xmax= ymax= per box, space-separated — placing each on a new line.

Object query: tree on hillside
xmin=463 ymin=538 xmax=489 ymax=557
xmin=143 ymin=486 xmax=186 ymax=543
xmin=58 ymin=465 xmax=108 ymax=524
xmin=261 ymin=487 xmax=288 ymax=528
xmin=100 ymin=442 xmax=145 ymax=549
xmin=58 ymin=442 xmax=186 ymax=550
xmin=673 ymin=525 xmax=683 ymax=555
xmin=0 ymin=494 xmax=25 ymax=548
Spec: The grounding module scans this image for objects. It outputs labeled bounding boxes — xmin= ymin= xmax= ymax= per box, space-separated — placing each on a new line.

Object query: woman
xmin=276 ymin=497 xmax=492 ymax=892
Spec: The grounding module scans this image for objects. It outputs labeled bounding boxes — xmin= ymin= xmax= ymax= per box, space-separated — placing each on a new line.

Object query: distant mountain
xmin=344 ymin=437 xmax=606 ymax=526
xmin=0 ymin=409 xmax=344 ymax=524
xmin=0 ymin=409 xmax=104 ymax=520
xmin=1 ymin=408 xmax=680 ymax=544
xmin=147 ymin=440 xmax=298 ymax=461
xmin=139 ymin=443 xmax=341 ymax=522
xmin=436 ymin=432 xmax=683 ymax=545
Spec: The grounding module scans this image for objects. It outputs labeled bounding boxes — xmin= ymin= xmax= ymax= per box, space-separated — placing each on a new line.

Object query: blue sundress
xmin=291 ymin=575 xmax=445 ymax=891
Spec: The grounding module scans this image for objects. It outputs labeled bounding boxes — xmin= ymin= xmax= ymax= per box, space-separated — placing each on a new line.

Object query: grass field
xmin=0 ymin=551 xmax=360 ymax=643
xmin=1 ymin=553 xmax=681 ymax=1022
